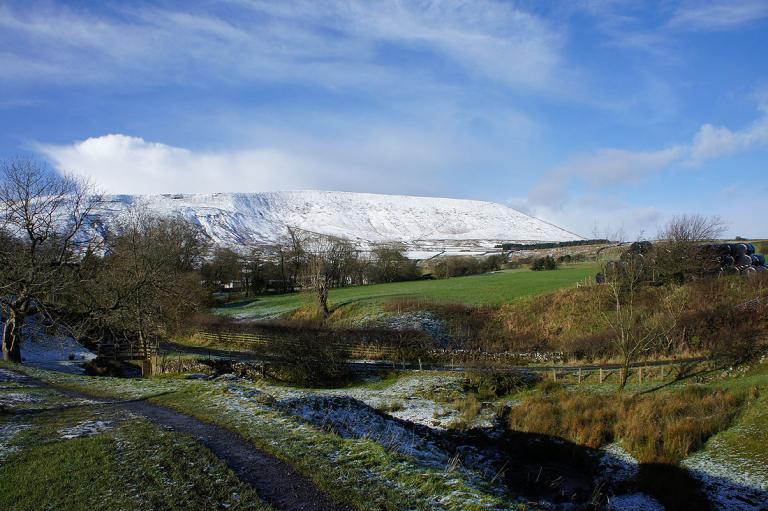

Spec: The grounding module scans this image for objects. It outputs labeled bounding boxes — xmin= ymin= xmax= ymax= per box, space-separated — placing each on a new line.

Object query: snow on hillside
xmin=90 ymin=191 xmax=582 ymax=256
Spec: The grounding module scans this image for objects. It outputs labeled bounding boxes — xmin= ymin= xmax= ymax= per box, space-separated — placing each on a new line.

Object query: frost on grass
xmin=278 ymin=395 xmax=450 ymax=467
xmin=0 ymin=421 xmax=32 ymax=461
xmin=59 ymin=419 xmax=115 ymax=439
xmin=606 ymin=493 xmax=664 ymax=511
xmin=213 ymin=382 xmax=511 ymax=510
xmin=597 ymin=443 xmax=639 ymax=485
xmin=683 ymin=448 xmax=768 ymax=511
xmin=680 ymin=394 xmax=768 ymax=511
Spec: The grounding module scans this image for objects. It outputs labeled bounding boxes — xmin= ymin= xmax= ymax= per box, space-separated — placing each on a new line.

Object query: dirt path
xmin=119 ymin=399 xmax=351 ymax=511
xmin=6 ymin=370 xmax=351 ymax=511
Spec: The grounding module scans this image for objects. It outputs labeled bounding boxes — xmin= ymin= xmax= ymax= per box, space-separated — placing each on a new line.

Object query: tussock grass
xmin=617 ymin=387 xmax=748 ymax=463
xmin=451 ymin=393 xmax=483 ymax=430
xmin=507 ymin=390 xmax=616 ymax=448
xmin=507 ymin=384 xmax=751 ymax=462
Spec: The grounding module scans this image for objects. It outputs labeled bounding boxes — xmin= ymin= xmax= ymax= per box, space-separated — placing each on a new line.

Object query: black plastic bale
xmin=721 ymin=266 xmax=740 ymax=276
xmin=734 ymin=244 xmax=748 ymax=257
xmin=736 ymin=254 xmax=753 ymax=267
xmin=747 ymin=243 xmax=756 ymax=255
xmin=722 ymin=254 xmax=735 ymax=266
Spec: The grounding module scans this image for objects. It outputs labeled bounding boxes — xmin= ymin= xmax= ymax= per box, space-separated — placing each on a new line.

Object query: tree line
xmin=201 ymin=237 xmax=421 ymax=297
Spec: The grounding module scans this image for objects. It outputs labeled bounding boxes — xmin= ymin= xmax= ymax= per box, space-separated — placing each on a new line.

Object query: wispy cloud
xmin=529 ymin=96 xmax=768 ymax=207
xmin=669 ymin=0 xmax=768 ymax=31
xmin=0 ymin=1 xmax=567 ymax=94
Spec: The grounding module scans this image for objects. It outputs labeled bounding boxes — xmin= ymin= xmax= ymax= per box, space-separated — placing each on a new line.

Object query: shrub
xmin=267 ymin=339 xmax=352 ymax=387
xmin=529 ymin=255 xmax=558 ymax=271
xmin=464 ymin=369 xmax=538 ymax=399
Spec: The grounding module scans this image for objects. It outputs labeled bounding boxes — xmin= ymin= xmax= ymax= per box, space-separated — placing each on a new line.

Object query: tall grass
xmin=507 ymin=385 xmax=751 ymax=463
xmin=617 ymin=387 xmax=747 ymax=463
xmin=507 ymin=391 xmax=616 ymax=448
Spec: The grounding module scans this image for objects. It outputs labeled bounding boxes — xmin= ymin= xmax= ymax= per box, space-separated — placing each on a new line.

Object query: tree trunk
xmin=2 ymin=312 xmax=23 ymax=363
xmin=617 ymin=361 xmax=629 ymax=394
xmin=317 ymin=284 xmax=330 ymax=319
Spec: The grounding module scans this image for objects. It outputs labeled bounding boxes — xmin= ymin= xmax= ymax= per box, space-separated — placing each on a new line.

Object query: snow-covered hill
xmin=92 ymin=191 xmax=582 ymax=257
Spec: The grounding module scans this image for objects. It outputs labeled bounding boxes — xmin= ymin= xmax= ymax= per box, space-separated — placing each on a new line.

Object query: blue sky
xmin=1 ymin=0 xmax=767 ymax=238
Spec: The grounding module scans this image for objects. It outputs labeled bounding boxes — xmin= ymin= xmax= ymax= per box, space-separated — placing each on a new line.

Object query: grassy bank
xmin=0 ymin=372 xmax=270 ymax=511
xmin=216 ymin=263 xmax=599 ymax=318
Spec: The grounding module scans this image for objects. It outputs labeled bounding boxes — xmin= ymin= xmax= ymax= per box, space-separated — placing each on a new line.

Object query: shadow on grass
xmin=274 ymin=393 xmax=768 ymax=510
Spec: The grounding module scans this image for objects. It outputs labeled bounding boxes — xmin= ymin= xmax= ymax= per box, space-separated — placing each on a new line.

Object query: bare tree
xmin=294 ymin=230 xmax=355 ymax=318
xmin=0 ymin=158 xmax=102 ymax=363
xmin=655 ymin=214 xmax=725 ymax=283
xmin=75 ymin=212 xmax=206 ymax=355
xmin=601 ymin=254 xmax=678 ymax=393
xmin=660 ymin=214 xmax=725 ymax=244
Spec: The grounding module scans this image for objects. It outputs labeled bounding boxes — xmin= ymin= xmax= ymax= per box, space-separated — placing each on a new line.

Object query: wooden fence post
xmin=599 ymin=368 xmax=603 ymax=383
xmin=578 ymin=368 xmax=582 ymax=383
xmin=552 ymin=369 xmax=557 ymax=382
xmin=638 ymin=366 xmax=643 ymax=384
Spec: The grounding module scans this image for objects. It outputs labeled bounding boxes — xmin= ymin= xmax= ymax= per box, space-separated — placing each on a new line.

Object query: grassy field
xmin=217 ymin=263 xmax=599 ymax=318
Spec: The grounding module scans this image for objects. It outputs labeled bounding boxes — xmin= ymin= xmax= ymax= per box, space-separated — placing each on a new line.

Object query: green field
xmin=217 ymin=263 xmax=599 ymax=318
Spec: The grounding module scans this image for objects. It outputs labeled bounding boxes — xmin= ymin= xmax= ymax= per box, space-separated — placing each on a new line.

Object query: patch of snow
xmin=0 ymin=368 xmax=32 ymax=384
xmin=598 ymin=443 xmax=640 ymax=485
xmin=371 ymin=311 xmax=451 ymax=345
xmin=2 ymin=392 xmax=42 ymax=404
xmin=13 ymin=316 xmax=96 ymax=374
xmin=86 ymin=191 xmax=583 ymax=256
xmin=606 ymin=493 xmax=664 ymax=511
xmin=683 ymin=452 xmax=768 ymax=511
xmin=59 ymin=420 xmax=114 ymax=439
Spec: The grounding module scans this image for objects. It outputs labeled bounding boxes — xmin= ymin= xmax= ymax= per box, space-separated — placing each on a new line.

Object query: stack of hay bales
xmin=596 ymin=241 xmax=767 ymax=283
xmin=710 ymin=243 xmax=768 ymax=277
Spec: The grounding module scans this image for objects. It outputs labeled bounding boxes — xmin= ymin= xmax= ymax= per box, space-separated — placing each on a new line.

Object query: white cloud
xmin=688 ymin=115 xmax=768 ymax=164
xmin=34 ymin=127 xmax=466 ymax=196
xmin=527 ymin=97 xmax=768 ymax=211
xmin=528 ymin=146 xmax=684 ymax=208
xmin=36 ymin=135 xmax=324 ymax=195
xmin=0 ymin=1 xmax=567 ymax=94
xmin=669 ymin=1 xmax=768 ymax=31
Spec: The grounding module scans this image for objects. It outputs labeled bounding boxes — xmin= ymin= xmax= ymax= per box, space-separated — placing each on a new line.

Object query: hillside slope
xmin=93 ymin=191 xmax=582 ymax=256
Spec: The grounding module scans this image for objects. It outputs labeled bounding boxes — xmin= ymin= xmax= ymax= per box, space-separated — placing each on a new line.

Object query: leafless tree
xmin=75 ymin=211 xmax=206 ymax=355
xmin=0 ymin=158 xmax=103 ymax=362
xmin=655 ymin=214 xmax=725 ymax=283
xmin=293 ymin=230 xmax=355 ymax=318
xmin=601 ymin=254 xmax=678 ymax=393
